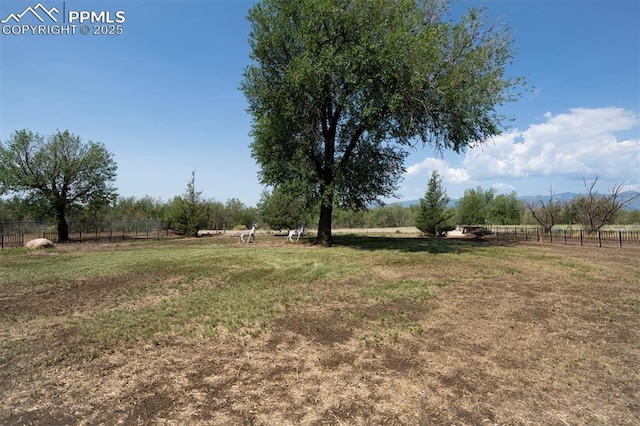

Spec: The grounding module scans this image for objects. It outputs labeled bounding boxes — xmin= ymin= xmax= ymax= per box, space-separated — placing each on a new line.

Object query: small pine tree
xmin=166 ymin=171 xmax=208 ymax=237
xmin=414 ymin=171 xmax=453 ymax=236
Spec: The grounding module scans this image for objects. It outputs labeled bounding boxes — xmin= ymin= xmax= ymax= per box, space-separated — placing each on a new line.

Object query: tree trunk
xmin=317 ymin=200 xmax=333 ymax=246
xmin=55 ymin=202 xmax=69 ymax=242
xmin=317 ymin=112 xmax=336 ymax=246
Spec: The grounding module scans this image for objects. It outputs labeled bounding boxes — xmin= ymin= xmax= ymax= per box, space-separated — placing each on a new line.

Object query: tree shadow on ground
xmin=331 ymin=234 xmax=492 ymax=254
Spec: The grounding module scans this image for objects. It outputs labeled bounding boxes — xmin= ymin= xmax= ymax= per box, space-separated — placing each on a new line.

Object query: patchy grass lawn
xmin=1 ymin=234 xmax=639 ymax=424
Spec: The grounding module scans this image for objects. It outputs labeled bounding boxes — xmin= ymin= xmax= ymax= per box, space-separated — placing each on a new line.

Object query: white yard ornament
xmin=238 ymin=224 xmax=257 ymax=243
xmin=287 ymin=222 xmax=306 ymax=243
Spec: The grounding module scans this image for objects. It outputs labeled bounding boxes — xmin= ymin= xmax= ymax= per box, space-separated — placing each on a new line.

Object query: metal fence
xmin=4 ymin=221 xmax=639 ymax=250
xmin=0 ymin=220 xmax=173 ymax=249
xmin=492 ymin=227 xmax=640 ymax=248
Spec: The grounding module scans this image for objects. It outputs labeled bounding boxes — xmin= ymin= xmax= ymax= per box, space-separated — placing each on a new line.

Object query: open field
xmin=1 ymin=233 xmax=639 ymax=425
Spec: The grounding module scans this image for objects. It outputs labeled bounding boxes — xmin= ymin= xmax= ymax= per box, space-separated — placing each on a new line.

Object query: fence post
xmin=549 ymin=229 xmax=553 ymax=243
xmin=564 ymin=229 xmax=567 ymax=245
xmin=619 ymin=230 xmax=622 ymax=248
xmin=598 ymin=231 xmax=602 ymax=248
xmin=580 ymin=230 xmax=583 ymax=246
xmin=536 ymin=228 xmax=540 ymax=242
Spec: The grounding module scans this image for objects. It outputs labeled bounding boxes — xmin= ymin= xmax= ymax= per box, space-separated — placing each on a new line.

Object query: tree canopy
xmin=258 ymin=186 xmax=310 ymax=231
xmin=0 ymin=129 xmax=117 ymax=241
xmin=455 ymin=186 xmax=495 ymax=225
xmin=414 ymin=171 xmax=453 ymax=235
xmin=486 ymin=191 xmax=523 ymax=225
xmin=165 ymin=171 xmax=209 ymax=237
xmin=242 ymin=0 xmax=524 ymax=244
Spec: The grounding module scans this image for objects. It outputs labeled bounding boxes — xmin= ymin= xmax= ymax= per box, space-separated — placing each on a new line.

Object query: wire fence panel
xmin=0 ymin=220 xmax=173 ymax=249
xmin=493 ymin=227 xmax=640 ymax=248
xmin=3 ymin=221 xmax=639 ymax=250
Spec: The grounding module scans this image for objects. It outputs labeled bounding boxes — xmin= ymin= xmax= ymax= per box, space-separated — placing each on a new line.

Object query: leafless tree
xmin=570 ymin=176 xmax=640 ymax=232
xmin=526 ymin=187 xmax=564 ymax=232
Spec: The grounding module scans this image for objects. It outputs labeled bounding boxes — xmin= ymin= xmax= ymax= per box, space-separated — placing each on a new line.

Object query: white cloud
xmin=405 ymin=157 xmax=470 ymax=184
xmin=402 ymin=107 xmax=639 ymax=199
xmin=464 ymin=107 xmax=639 ymax=181
xmin=491 ymin=182 xmax=516 ymax=193
xmin=623 ymin=183 xmax=640 ymax=193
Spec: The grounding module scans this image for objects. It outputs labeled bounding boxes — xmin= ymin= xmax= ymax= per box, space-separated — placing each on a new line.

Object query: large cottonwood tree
xmin=242 ymin=0 xmax=524 ymax=245
xmin=0 ymin=129 xmax=117 ymax=241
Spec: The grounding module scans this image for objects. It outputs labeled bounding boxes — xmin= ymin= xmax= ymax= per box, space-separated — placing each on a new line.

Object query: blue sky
xmin=1 ymin=0 xmax=638 ymax=207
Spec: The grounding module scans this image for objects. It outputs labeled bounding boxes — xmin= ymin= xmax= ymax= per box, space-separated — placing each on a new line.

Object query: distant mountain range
xmin=398 ymin=191 xmax=640 ymax=211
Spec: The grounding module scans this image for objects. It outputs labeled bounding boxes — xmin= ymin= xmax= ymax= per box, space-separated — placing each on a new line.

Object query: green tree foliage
xmin=0 ymin=197 xmax=25 ymax=221
xmin=0 ymin=129 xmax=117 ymax=241
xmin=165 ymin=172 xmax=209 ymax=237
xmin=205 ymin=200 xmax=227 ymax=231
xmin=0 ymin=195 xmax=53 ymax=222
xmin=332 ymin=208 xmax=366 ymax=229
xmin=242 ymin=0 xmax=524 ymax=245
xmin=225 ymin=198 xmax=259 ymax=229
xmin=258 ymin=186 xmax=309 ymax=231
xmin=615 ymin=209 xmax=640 ymax=225
xmin=414 ymin=171 xmax=453 ymax=236
xmin=456 ymin=187 xmax=496 ymax=225
xmin=486 ymin=191 xmax=523 ymax=225
xmin=368 ymin=204 xmax=414 ymax=228
xmin=113 ymin=196 xmax=164 ymax=220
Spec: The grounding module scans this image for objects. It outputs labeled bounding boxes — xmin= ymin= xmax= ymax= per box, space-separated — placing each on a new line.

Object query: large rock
xmin=26 ymin=238 xmax=55 ymax=249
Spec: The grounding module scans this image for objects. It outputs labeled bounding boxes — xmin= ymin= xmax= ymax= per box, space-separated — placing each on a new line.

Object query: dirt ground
xmin=1 ymin=239 xmax=639 ymax=425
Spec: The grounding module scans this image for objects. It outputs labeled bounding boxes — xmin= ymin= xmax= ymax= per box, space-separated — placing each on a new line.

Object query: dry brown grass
xmin=1 ymin=234 xmax=639 ymax=425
